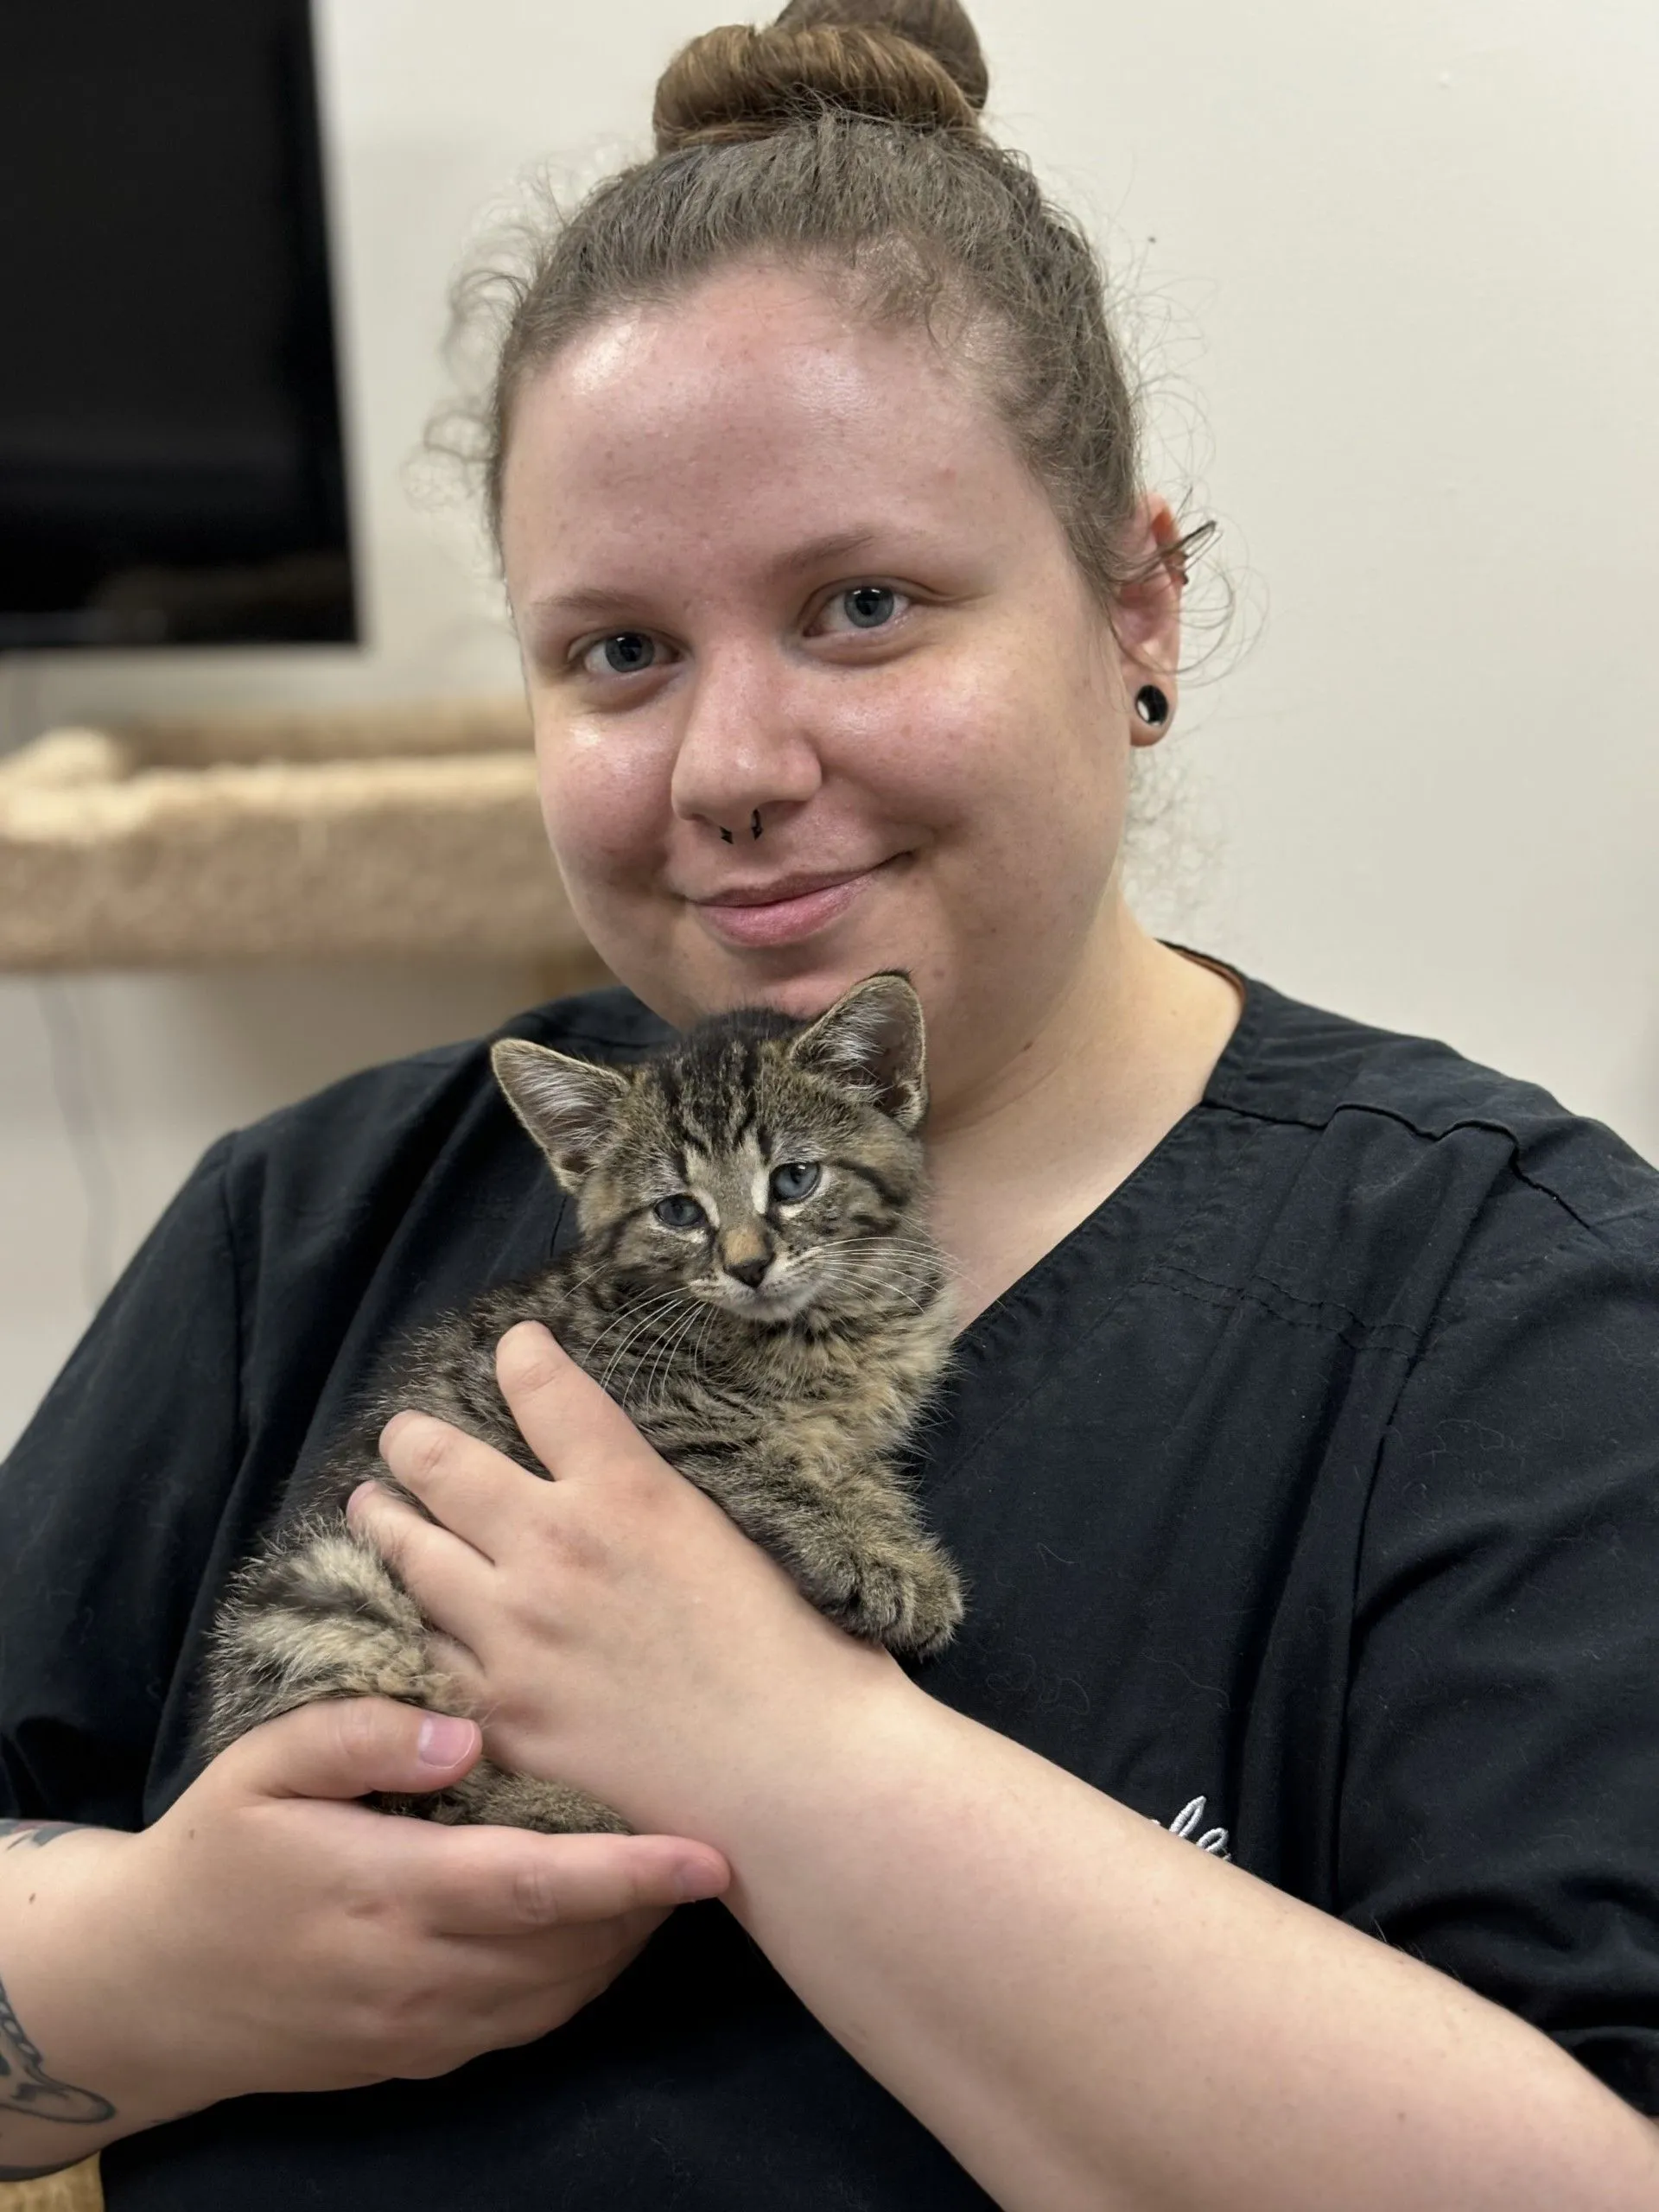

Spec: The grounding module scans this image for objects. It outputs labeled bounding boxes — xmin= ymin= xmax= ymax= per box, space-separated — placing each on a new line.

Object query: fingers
xmin=366 ymin=1408 xmax=525 ymax=1562
xmin=346 ymin=1466 xmax=493 ymax=1639
xmin=423 ymin=1829 xmax=731 ymax=1938
xmin=211 ymin=1696 xmax=730 ymax=1933
xmin=494 ymin=1320 xmax=644 ymax=1478
xmin=217 ymin=1696 xmax=485 ymax=1804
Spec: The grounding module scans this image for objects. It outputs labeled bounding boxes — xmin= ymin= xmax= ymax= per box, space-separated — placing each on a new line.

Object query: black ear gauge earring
xmin=1134 ymin=683 xmax=1172 ymax=728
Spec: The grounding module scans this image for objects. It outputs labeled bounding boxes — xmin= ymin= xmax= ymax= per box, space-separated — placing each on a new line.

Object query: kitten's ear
xmin=788 ymin=972 xmax=928 ymax=1132
xmin=490 ymin=1040 xmax=632 ymax=1188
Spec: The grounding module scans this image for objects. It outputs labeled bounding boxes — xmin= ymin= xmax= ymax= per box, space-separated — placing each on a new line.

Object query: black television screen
xmin=0 ymin=0 xmax=356 ymax=650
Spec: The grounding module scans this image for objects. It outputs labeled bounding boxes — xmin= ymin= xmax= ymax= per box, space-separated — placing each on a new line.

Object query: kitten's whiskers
xmin=810 ymin=1258 xmax=931 ymax=1319
xmin=582 ymin=1282 xmax=686 ymax=1359
xmin=599 ymin=1301 xmax=696 ymax=1402
xmin=639 ymin=1296 xmax=709 ymax=1408
xmin=831 ymin=1230 xmax=976 ymax=1285
xmin=590 ymin=1287 xmax=698 ymax=1399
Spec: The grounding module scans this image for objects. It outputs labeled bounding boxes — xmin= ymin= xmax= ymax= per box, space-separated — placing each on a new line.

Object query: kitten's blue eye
xmin=584 ymin=632 xmax=657 ymax=677
xmin=653 ymin=1193 xmax=707 ymax=1230
xmin=840 ymin=585 xmax=895 ymax=630
xmin=769 ymin=1162 xmax=821 ymax=1204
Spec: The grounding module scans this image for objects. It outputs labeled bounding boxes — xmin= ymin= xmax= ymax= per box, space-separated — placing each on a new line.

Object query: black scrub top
xmin=3 ymin=969 xmax=1658 ymax=2209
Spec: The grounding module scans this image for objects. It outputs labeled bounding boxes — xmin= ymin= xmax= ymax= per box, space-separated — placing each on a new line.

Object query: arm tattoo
xmin=0 ymin=1821 xmax=119 ymax=2170
xmin=0 ymin=1968 xmax=116 ymax=2140
xmin=0 ymin=1821 xmax=86 ymax=1853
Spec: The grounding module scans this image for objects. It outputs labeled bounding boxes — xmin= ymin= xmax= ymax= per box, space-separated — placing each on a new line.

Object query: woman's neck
xmin=923 ymin=903 xmax=1242 ymax=1329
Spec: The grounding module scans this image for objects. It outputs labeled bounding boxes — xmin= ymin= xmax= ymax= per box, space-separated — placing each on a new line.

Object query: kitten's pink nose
xmin=726 ymin=1256 xmax=770 ymax=1290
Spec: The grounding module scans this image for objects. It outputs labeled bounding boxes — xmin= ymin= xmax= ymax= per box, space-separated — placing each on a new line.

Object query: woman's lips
xmin=693 ymin=866 xmax=883 ymax=948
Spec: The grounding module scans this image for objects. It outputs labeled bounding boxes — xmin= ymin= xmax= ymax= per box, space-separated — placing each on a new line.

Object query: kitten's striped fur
xmin=196 ymin=975 xmax=963 ymax=1834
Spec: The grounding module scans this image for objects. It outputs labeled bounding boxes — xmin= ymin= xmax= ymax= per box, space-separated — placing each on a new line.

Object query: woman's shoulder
xmin=1206 ymin=966 xmax=1657 ymax=1269
xmin=234 ymin=982 xmax=671 ymax=1145
xmin=214 ymin=984 xmax=671 ymax=1208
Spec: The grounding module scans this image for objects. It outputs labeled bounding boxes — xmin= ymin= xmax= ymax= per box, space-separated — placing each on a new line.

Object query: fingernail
xmin=418 ymin=1713 xmax=478 ymax=1766
xmin=672 ymin=1855 xmax=728 ymax=1902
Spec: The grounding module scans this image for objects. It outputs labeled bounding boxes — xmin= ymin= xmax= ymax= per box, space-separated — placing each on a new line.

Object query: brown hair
xmin=467 ymin=0 xmax=1214 ymax=608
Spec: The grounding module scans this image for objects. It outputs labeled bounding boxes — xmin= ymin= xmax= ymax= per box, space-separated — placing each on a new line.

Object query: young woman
xmin=3 ymin=3 xmax=1656 ymax=2205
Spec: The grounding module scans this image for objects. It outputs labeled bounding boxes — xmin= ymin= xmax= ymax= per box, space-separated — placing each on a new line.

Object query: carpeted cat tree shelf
xmin=0 ymin=698 xmax=608 ymax=982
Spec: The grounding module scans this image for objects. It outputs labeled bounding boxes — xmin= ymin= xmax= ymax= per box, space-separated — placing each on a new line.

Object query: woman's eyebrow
xmin=524 ymin=528 xmax=887 ymax=630
xmin=766 ymin=526 xmax=880 ymax=577
xmin=524 ymin=584 xmax=656 ymax=627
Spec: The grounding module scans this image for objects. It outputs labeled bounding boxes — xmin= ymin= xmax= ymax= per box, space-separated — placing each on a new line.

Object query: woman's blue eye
xmin=769 ymin=1162 xmax=822 ymax=1204
xmin=584 ymin=632 xmax=657 ymax=677
xmin=653 ymin=1194 xmax=707 ymax=1230
xmin=841 ymin=585 xmax=896 ymax=630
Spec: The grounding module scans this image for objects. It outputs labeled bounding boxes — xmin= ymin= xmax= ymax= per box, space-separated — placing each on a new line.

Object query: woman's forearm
xmin=0 ymin=1821 xmax=203 ymax=2178
xmin=710 ymin=1685 xmax=1659 ymax=2212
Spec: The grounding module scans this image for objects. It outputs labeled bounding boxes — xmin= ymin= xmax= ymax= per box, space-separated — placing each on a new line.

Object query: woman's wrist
xmin=681 ymin=1653 xmax=944 ymax=1870
xmin=0 ymin=1823 xmax=230 ymax=2175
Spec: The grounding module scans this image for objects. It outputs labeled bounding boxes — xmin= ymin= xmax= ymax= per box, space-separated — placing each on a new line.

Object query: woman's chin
xmin=675 ymin=943 xmax=910 ymax=1024
xmin=597 ymin=899 xmax=934 ymax=1027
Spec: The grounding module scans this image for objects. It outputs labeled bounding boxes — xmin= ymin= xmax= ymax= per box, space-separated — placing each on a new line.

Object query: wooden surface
xmin=0 ymin=2159 xmax=102 ymax=2212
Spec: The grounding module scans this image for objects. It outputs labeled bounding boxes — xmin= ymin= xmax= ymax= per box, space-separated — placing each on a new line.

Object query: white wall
xmin=3 ymin=0 xmax=1656 ymax=1451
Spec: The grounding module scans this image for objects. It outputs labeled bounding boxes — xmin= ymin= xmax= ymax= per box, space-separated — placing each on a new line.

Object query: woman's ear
xmin=1112 ymin=491 xmax=1186 ymax=748
xmin=491 ymin=1040 xmax=632 ymax=1189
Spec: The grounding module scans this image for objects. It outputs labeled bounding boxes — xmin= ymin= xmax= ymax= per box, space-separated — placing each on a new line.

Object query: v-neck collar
xmin=944 ymin=953 xmax=1273 ymax=1362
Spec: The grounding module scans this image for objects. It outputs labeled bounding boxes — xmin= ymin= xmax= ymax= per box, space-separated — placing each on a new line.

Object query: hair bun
xmin=653 ymin=0 xmax=989 ymax=154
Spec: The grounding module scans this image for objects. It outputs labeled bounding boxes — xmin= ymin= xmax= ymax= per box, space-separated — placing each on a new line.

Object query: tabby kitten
xmin=197 ymin=973 xmax=963 ymax=1834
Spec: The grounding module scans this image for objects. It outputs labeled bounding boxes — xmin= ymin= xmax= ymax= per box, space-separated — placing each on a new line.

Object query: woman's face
xmin=500 ymin=263 xmax=1178 ymax=1108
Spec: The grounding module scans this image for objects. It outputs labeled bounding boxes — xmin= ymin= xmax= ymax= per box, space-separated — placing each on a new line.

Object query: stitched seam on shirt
xmin=1333 ymin=1106 xmax=1626 ymax=1249
xmin=941 ymin=1258 xmax=1414 ymax=1491
xmin=1200 ymin=1096 xmax=1330 ymax=1136
xmin=1140 ymin=1255 xmax=1424 ymax=1356
xmin=1209 ymin=1096 xmax=1624 ymax=1253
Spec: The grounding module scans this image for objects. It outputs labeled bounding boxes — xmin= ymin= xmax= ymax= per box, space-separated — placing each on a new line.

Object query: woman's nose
xmin=668 ymin=644 xmax=823 ymax=839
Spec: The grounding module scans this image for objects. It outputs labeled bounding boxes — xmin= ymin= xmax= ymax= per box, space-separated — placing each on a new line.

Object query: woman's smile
xmin=690 ymin=859 xmax=903 ymax=948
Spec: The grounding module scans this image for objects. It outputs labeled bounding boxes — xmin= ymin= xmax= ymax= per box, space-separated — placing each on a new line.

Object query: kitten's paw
xmin=819 ymin=1539 xmax=965 ymax=1660
xmin=378 ymin=1758 xmax=632 ymax=1834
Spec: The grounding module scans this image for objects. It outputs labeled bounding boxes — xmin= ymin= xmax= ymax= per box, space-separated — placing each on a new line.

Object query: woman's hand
xmin=346 ymin=1320 xmax=905 ymax=1841
xmin=0 ymin=1696 xmax=732 ymax=2177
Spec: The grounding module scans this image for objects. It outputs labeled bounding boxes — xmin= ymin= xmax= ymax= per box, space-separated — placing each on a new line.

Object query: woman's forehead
xmin=499 ymin=265 xmax=1034 ymax=578
xmin=538 ymin=262 xmax=968 ymax=428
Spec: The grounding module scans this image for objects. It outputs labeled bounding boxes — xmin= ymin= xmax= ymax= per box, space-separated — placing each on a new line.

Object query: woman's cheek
xmin=534 ymin=711 xmax=674 ymax=884
xmin=844 ymin=658 xmax=1004 ymax=829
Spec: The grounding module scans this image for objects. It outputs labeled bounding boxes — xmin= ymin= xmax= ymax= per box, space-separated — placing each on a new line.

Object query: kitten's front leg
xmin=393 ymin=1762 xmax=631 ymax=1836
xmin=199 ymin=1510 xmax=459 ymax=1757
xmin=200 ymin=1510 xmax=632 ymax=1836
xmin=683 ymin=1450 xmax=965 ymax=1662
